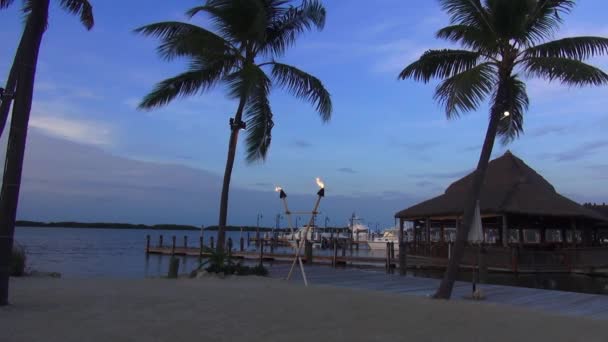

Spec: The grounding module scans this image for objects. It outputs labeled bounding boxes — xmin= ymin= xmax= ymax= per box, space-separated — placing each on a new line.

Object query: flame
xmin=275 ymin=186 xmax=282 ymax=192
xmin=315 ymin=177 xmax=325 ymax=189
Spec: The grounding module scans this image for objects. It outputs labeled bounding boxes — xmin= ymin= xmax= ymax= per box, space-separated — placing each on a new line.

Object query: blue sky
xmin=1 ymin=0 xmax=607 ymax=228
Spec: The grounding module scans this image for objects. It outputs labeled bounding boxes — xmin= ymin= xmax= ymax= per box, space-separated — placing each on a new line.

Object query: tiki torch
xmin=276 ymin=186 xmax=295 ymax=235
xmin=287 ymin=177 xmax=326 ymax=285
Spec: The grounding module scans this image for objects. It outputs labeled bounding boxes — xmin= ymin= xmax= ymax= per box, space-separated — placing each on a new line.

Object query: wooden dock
xmin=268 ymin=264 xmax=608 ymax=320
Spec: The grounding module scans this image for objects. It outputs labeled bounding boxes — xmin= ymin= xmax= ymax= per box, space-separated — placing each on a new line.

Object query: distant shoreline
xmin=15 ymin=221 xmax=348 ymax=232
xmin=16 ymin=221 xmax=200 ymax=231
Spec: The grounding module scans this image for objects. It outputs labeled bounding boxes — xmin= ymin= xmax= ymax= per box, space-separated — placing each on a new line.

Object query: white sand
xmin=1 ymin=276 xmax=605 ymax=342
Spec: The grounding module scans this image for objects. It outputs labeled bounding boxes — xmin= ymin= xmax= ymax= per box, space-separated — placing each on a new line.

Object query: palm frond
xmin=434 ymin=62 xmax=496 ymax=118
xmin=134 ymin=21 xmax=237 ymax=61
xmin=187 ymin=0 xmax=267 ymax=44
xmin=0 ymin=0 xmax=15 ymax=9
xmin=224 ymin=63 xmax=268 ymax=101
xmin=524 ymin=37 xmax=608 ymax=61
xmin=439 ymin=0 xmax=492 ymax=30
xmin=271 ymin=62 xmax=332 ymax=121
xmin=243 ymin=72 xmax=274 ymax=163
xmin=495 ymin=75 xmax=528 ymax=144
xmin=524 ymin=0 xmax=575 ymax=44
xmin=399 ymin=49 xmax=481 ymax=83
xmin=524 ymin=57 xmax=608 ymax=86
xmin=138 ymin=59 xmax=227 ymax=109
xmin=260 ymin=0 xmax=326 ymax=56
xmin=59 ymin=0 xmax=94 ymax=30
xmin=436 ymin=24 xmax=496 ymax=52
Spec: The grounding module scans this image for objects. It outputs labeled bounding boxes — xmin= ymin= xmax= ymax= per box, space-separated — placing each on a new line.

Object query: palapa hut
xmin=395 ymin=151 xmax=608 ymax=251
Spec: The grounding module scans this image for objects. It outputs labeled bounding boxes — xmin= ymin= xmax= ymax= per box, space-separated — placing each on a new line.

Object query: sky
xmin=0 ymin=0 xmax=607 ymax=228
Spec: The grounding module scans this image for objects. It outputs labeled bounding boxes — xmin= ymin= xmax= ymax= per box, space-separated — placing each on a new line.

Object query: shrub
xmin=201 ymin=250 xmax=268 ymax=277
xmin=10 ymin=244 xmax=26 ymax=277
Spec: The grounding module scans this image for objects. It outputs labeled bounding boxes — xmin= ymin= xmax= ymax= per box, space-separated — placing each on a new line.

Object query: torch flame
xmin=275 ymin=186 xmax=282 ymax=192
xmin=315 ymin=177 xmax=325 ymax=189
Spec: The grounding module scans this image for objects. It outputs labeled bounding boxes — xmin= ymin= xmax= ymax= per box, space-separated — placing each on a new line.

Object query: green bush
xmin=10 ymin=245 xmax=26 ymax=277
xmin=201 ymin=250 xmax=268 ymax=277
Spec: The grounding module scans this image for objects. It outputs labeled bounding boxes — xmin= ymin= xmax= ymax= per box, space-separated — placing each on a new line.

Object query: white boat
xmin=367 ymin=228 xmax=401 ymax=250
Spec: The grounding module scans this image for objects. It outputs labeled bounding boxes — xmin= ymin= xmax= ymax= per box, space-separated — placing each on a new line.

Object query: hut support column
xmin=398 ymin=218 xmax=406 ymax=275
xmin=425 ymin=217 xmax=431 ymax=256
xmin=501 ymin=214 xmax=508 ymax=247
xmin=571 ymin=219 xmax=577 ymax=247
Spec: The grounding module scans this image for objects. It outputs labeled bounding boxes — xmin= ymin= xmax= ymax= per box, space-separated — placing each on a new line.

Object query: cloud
xmin=253 ymin=182 xmax=273 ymax=188
xmin=528 ymin=124 xmax=574 ymax=138
xmin=463 ymin=144 xmax=481 ymax=152
xmin=291 ymin=140 xmax=313 ymax=148
xmin=337 ymin=167 xmax=357 ymax=174
xmin=9 ymin=131 xmax=421 ymax=227
xmin=415 ymin=180 xmax=435 ymax=188
xmin=411 ymin=169 xmax=471 ymax=180
xmin=540 ymin=140 xmax=608 ymax=162
xmin=29 ymin=116 xmax=114 ymax=147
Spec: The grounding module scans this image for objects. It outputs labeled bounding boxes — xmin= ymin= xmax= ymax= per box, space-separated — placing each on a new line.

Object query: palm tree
xmin=136 ymin=0 xmax=332 ymax=252
xmin=0 ymin=0 xmax=94 ymax=306
xmin=399 ymin=0 xmax=608 ymax=299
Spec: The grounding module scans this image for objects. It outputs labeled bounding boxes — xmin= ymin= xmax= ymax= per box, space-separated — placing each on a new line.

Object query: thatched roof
xmin=396 ymin=151 xmax=607 ymax=221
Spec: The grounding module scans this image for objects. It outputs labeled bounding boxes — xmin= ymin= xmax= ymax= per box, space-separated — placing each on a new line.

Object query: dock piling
xmin=240 ymin=237 xmax=244 ymax=252
xmin=332 ymin=240 xmax=338 ymax=267
xmin=171 ymin=236 xmax=176 ymax=255
xmin=305 ymin=241 xmax=313 ymax=264
xmin=399 ymin=242 xmax=407 ymax=275
xmin=259 ymin=241 xmax=265 ymax=266
xmin=210 ymin=236 xmax=214 ymax=249
xmin=168 ymin=257 xmax=179 ymax=278
xmin=184 ymin=235 xmax=188 ymax=249
xmin=146 ymin=235 xmax=150 ymax=254
xmin=199 ymin=236 xmax=203 ymax=258
xmin=158 ymin=235 xmax=163 ymax=248
xmin=385 ymin=242 xmax=390 ymax=273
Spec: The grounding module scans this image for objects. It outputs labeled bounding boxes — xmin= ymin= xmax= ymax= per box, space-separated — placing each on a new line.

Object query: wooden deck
xmin=268 ymin=264 xmax=608 ymax=320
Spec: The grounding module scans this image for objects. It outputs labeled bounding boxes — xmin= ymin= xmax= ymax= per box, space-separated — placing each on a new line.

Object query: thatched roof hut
xmin=396 ymin=151 xmax=606 ymax=222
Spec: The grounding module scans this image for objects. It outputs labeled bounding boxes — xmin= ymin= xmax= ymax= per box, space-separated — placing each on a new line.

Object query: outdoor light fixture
xmin=502 ymin=111 xmax=510 ymax=119
xmin=229 ymin=117 xmax=247 ymax=130
xmin=0 ymin=87 xmax=14 ymax=100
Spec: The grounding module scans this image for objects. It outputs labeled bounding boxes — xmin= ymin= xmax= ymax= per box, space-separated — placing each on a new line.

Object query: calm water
xmin=13 ymin=227 xmax=608 ymax=295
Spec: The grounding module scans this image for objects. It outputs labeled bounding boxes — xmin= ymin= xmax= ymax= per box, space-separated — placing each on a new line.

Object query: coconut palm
xmin=136 ymin=0 xmax=332 ymax=252
xmin=0 ymin=0 xmax=94 ymax=306
xmin=399 ymin=0 xmax=608 ymax=299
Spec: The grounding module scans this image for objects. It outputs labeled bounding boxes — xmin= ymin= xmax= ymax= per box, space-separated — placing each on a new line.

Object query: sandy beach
xmin=1 ymin=276 xmax=606 ymax=342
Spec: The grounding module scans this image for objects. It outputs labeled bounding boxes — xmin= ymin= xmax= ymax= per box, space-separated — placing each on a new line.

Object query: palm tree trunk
xmin=217 ymin=96 xmax=247 ymax=253
xmin=433 ymin=81 xmax=509 ymax=300
xmin=0 ymin=37 xmax=26 ymax=138
xmin=0 ymin=0 xmax=49 ymax=306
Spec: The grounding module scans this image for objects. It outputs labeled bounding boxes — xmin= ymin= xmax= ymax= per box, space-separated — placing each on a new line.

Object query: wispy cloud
xmin=540 ymin=140 xmax=608 ymax=162
xmin=411 ymin=169 xmax=471 ymax=179
xmin=528 ymin=124 xmax=574 ymax=138
xmin=337 ymin=167 xmax=357 ymax=174
xmin=30 ymin=116 xmax=114 ymax=147
xmin=291 ymin=140 xmax=313 ymax=148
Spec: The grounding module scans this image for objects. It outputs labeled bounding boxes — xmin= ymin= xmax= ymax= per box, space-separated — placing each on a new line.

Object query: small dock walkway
xmin=268 ymin=264 xmax=608 ymax=320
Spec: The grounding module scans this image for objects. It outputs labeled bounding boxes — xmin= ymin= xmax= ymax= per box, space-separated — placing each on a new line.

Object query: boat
xmin=367 ymin=228 xmax=401 ymax=250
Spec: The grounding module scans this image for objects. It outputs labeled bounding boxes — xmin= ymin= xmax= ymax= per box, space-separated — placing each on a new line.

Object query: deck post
xmin=385 ymin=242 xmax=390 ymax=273
xmin=171 ymin=236 xmax=176 ymax=255
xmin=146 ymin=235 xmax=150 ymax=254
xmin=184 ymin=235 xmax=188 ymax=249
xmin=425 ymin=217 xmax=431 ymax=256
xmin=305 ymin=240 xmax=313 ymax=264
xmin=247 ymin=232 xmax=250 ymax=247
xmin=199 ymin=236 xmax=204 ymax=257
xmin=332 ymin=240 xmax=338 ymax=267
xmin=390 ymin=242 xmax=395 ymax=274
xmin=502 ymin=214 xmax=508 ymax=247
xmin=159 ymin=235 xmax=163 ymax=248
xmin=259 ymin=240 xmax=265 ymax=267
xmin=398 ymin=218 xmax=406 ymax=275
xmin=240 ymin=237 xmax=244 ymax=251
